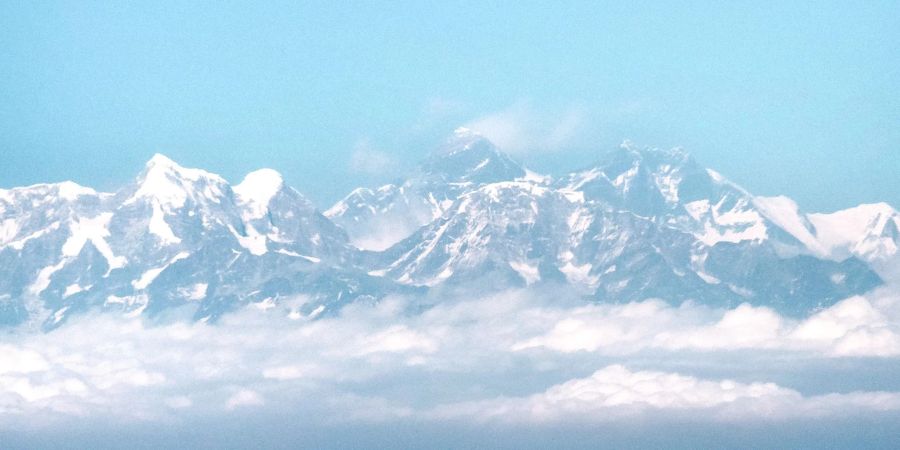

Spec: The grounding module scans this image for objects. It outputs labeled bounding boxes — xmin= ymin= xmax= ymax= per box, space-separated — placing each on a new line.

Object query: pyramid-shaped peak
xmin=435 ymin=127 xmax=496 ymax=157
xmin=140 ymin=153 xmax=225 ymax=182
xmin=452 ymin=127 xmax=482 ymax=138
xmin=146 ymin=153 xmax=179 ymax=168
xmin=420 ymin=128 xmax=525 ymax=183
xmin=126 ymin=153 xmax=228 ymax=208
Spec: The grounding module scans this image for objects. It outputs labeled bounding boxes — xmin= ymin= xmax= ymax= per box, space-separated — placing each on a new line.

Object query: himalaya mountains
xmin=1 ymin=128 xmax=897 ymax=330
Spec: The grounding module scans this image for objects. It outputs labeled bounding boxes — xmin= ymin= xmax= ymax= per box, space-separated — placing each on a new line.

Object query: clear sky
xmin=1 ymin=1 xmax=897 ymax=212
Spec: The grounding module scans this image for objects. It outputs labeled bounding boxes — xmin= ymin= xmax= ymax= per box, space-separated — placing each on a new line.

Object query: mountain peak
xmin=142 ymin=153 xmax=225 ymax=180
xmin=838 ymin=202 xmax=896 ymax=216
xmin=449 ymin=127 xmax=488 ymax=145
xmin=146 ymin=153 xmax=180 ymax=169
xmin=126 ymin=154 xmax=228 ymax=209
xmin=435 ymin=127 xmax=494 ymax=157
xmin=584 ymin=141 xmax=698 ymax=192
xmin=55 ymin=181 xmax=99 ymax=201
xmin=234 ymin=169 xmax=285 ymax=220
xmin=238 ymin=168 xmax=284 ymax=188
xmin=423 ymin=129 xmax=525 ymax=184
xmin=453 ymin=126 xmax=479 ymax=137
xmin=0 ymin=181 xmax=100 ymax=204
xmin=616 ymin=140 xmax=691 ymax=163
xmin=619 ymin=139 xmax=639 ymax=152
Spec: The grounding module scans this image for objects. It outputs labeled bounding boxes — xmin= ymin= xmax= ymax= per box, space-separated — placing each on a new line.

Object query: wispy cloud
xmin=463 ymin=101 xmax=588 ymax=155
xmin=348 ymin=139 xmax=399 ymax=176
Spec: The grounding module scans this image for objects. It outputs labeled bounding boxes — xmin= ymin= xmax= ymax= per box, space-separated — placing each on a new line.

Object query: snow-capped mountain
xmin=325 ymin=127 xmax=527 ymax=251
xmin=0 ymin=155 xmax=408 ymax=330
xmin=1 ymin=132 xmax=895 ymax=328
xmin=360 ymin=136 xmax=887 ymax=315
xmin=554 ymin=142 xmax=898 ymax=277
xmin=807 ymin=203 xmax=900 ymax=279
xmin=370 ymin=180 xmax=574 ymax=288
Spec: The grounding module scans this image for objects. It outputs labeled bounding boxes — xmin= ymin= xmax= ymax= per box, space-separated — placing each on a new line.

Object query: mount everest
xmin=1 ymin=128 xmax=897 ymax=330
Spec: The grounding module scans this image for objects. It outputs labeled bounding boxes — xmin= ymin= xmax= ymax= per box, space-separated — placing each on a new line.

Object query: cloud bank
xmin=1 ymin=286 xmax=900 ymax=445
xmin=0 ymin=284 xmax=900 ymax=423
xmin=432 ymin=364 xmax=900 ymax=423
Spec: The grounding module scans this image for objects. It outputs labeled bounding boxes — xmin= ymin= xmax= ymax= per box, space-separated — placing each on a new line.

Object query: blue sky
xmin=1 ymin=1 xmax=897 ymax=211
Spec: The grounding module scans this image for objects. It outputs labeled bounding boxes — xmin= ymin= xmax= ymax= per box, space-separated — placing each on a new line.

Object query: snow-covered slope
xmin=326 ymin=128 xmax=527 ymax=250
xmin=808 ymin=203 xmax=898 ymax=261
xmin=807 ymin=203 xmax=900 ymax=282
xmin=0 ymin=155 xmax=406 ymax=329
xmin=371 ymin=180 xmax=574 ymax=287
xmin=0 ymin=133 xmax=894 ymax=328
xmin=0 ymin=181 xmax=110 ymax=325
xmin=364 ymin=138 xmax=884 ymax=314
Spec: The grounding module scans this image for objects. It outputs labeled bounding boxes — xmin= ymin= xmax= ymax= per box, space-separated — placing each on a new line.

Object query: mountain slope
xmin=325 ymin=128 xmax=527 ymax=250
xmin=364 ymin=139 xmax=884 ymax=314
xmin=0 ymin=134 xmax=894 ymax=327
xmin=0 ymin=155 xmax=407 ymax=329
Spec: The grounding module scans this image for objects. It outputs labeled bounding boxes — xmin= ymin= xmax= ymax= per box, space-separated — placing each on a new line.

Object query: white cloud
xmin=355 ymin=325 xmax=438 ymax=356
xmin=512 ymin=295 xmax=900 ymax=357
xmin=348 ymin=139 xmax=399 ymax=176
xmin=431 ymin=364 xmax=900 ymax=423
xmin=347 ymin=215 xmax=428 ymax=252
xmin=463 ymin=102 xmax=588 ymax=155
xmin=262 ymin=364 xmax=318 ymax=381
xmin=790 ymin=295 xmax=900 ymax=356
xmin=654 ymin=303 xmax=785 ymax=351
xmin=0 ymin=345 xmax=51 ymax=374
xmin=226 ymin=389 xmax=264 ymax=410
xmin=0 ymin=286 xmax=898 ymax=431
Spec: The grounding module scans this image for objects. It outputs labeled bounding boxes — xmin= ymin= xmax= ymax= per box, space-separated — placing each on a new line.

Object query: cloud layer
xmin=433 ymin=364 xmax=900 ymax=423
xmin=1 ymin=286 xmax=900 ymax=442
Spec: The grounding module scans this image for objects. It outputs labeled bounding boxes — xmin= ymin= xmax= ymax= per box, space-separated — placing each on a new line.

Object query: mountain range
xmin=2 ymin=128 xmax=897 ymax=330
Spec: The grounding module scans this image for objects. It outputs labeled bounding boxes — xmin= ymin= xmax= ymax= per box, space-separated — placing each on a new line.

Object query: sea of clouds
xmin=2 ymin=284 xmax=900 ymax=447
